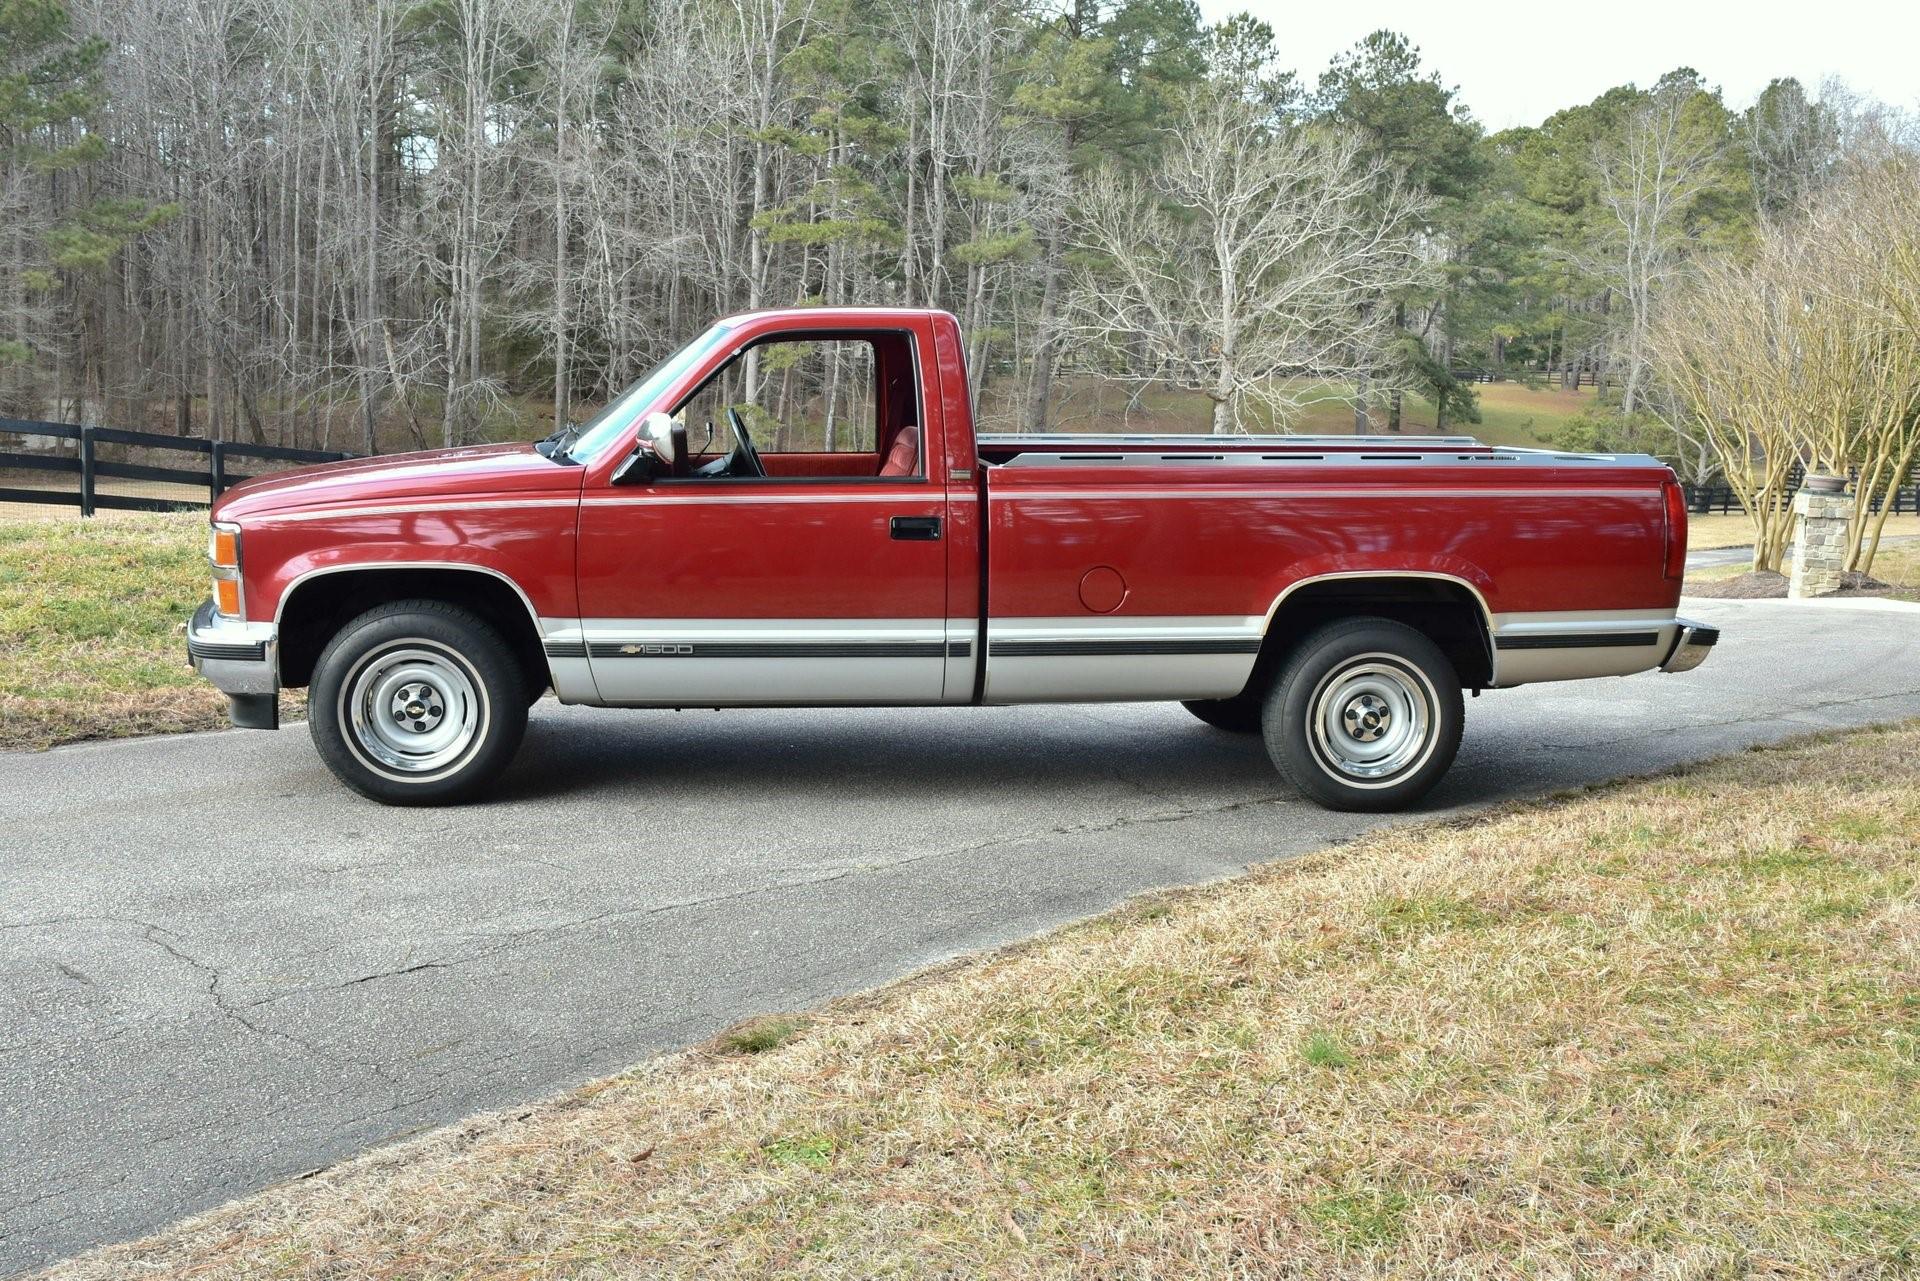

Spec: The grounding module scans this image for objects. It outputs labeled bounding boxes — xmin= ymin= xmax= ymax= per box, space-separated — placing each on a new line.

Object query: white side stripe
xmin=990 ymin=487 xmax=1654 ymax=501
xmin=582 ymin=492 xmax=937 ymax=506
xmin=253 ymin=498 xmax=579 ymax=523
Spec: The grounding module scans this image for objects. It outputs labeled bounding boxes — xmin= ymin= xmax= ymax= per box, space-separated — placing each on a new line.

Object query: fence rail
xmin=7 ymin=415 xmax=1914 ymax=522
xmin=1449 ymin=366 xmax=1601 ymax=388
xmin=1681 ymin=482 xmax=1920 ymax=516
xmin=0 ymin=418 xmax=355 ymax=515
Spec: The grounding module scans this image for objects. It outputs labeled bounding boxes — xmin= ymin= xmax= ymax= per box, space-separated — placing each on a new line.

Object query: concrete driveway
xmin=5 ymin=595 xmax=1920 ymax=1274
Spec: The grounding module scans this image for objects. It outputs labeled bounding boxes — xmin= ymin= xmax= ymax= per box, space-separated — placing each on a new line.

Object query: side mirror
xmin=641 ymin=411 xmax=679 ymax=471
xmin=612 ymin=412 xmax=679 ymax=486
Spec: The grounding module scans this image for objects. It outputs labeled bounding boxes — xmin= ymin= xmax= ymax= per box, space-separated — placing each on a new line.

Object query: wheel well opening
xmin=277 ymin=569 xmax=549 ymax=692
xmin=1253 ymin=578 xmax=1493 ymax=693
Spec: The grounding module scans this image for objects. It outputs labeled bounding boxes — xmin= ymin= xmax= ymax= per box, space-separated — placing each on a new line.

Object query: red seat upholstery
xmin=879 ymin=426 xmax=920 ymax=478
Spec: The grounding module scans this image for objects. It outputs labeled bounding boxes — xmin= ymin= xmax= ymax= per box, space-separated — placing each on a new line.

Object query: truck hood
xmin=213 ymin=442 xmax=582 ymax=521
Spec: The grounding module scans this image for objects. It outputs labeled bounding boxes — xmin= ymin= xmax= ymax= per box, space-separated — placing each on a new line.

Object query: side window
xmin=671 ymin=334 xmax=922 ymax=479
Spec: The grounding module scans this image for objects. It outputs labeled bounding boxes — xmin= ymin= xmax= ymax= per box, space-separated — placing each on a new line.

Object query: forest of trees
xmin=0 ymin=0 xmax=1911 ymax=467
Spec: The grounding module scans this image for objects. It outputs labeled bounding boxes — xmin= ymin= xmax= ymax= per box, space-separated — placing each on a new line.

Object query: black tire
xmin=1263 ymin=618 xmax=1463 ymax=813
xmin=309 ymin=600 xmax=529 ymax=806
xmin=1181 ymin=690 xmax=1264 ymax=734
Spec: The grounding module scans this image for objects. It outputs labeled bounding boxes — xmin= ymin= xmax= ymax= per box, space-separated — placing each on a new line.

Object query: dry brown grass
xmin=1687 ymin=536 xmax=1920 ymax=597
xmin=47 ymin=723 xmax=1920 ymax=1280
xmin=1686 ymin=512 xmax=1920 ymax=551
xmin=1866 ymin=542 xmax=1920 ymax=594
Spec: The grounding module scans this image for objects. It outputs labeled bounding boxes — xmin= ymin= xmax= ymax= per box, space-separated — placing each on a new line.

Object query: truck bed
xmin=975 ymin=431 xmax=1500 ymax=465
xmin=973 ymin=438 xmax=1683 ymax=701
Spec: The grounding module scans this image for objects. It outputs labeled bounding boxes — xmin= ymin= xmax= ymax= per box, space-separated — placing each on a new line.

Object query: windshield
xmin=563 ymin=323 xmax=734 ymax=464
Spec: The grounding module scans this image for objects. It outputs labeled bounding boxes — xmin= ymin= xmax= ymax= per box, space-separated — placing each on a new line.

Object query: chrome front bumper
xmin=1660 ymin=618 xmax=1720 ymax=674
xmin=187 ymin=598 xmax=280 ymax=728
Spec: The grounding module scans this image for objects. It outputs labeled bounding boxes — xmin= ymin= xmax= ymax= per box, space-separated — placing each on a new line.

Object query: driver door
xmin=574 ymin=325 xmax=954 ymax=706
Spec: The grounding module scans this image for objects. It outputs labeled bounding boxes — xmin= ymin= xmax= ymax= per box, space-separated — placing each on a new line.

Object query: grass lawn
xmin=1686 ymin=527 xmax=1920 ymax=595
xmin=1861 ymin=542 xmax=1920 ymax=600
xmin=0 ymin=512 xmax=301 ymax=751
xmin=1686 ymin=513 xmax=1920 ymax=553
xmin=55 ymin=722 xmax=1920 ymax=1280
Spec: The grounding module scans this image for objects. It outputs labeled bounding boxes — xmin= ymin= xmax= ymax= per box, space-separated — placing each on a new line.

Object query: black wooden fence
xmin=1450 ymin=365 xmax=1602 ymax=388
xmin=0 ymin=417 xmax=355 ymax=515
xmin=1682 ymin=472 xmax=1920 ymax=516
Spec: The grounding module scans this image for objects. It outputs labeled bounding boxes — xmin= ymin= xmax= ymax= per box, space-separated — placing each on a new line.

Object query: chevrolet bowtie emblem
xmin=621 ymin=643 xmax=643 ymax=655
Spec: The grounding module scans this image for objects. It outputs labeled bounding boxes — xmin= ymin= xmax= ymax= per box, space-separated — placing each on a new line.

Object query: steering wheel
xmin=725 ymin=406 xmax=766 ymax=479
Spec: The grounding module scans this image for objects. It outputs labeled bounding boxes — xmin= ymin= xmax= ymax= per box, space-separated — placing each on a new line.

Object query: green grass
xmin=761 ymin=1134 xmax=836 ymax=1170
xmin=1301 ymin=1031 xmax=1355 ymax=1069
xmin=720 ymin=1016 xmax=809 ymax=1056
xmin=1307 ymin=1187 xmax=1411 ymax=1248
xmin=0 ymin=512 xmax=300 ymax=750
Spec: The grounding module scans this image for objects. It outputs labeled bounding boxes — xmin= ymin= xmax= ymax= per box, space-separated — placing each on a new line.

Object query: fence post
xmin=79 ymin=425 xmax=95 ymax=518
xmin=211 ymin=441 xmax=226 ymax=501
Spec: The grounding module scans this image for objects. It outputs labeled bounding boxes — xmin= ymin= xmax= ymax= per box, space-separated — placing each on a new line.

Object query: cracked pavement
xmin=5 ymin=596 xmax=1920 ymax=1274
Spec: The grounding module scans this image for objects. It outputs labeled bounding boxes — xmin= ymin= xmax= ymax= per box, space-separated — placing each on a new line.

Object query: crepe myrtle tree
xmin=1650 ymin=145 xmax=1920 ymax=577
xmin=1065 ymin=81 xmax=1433 ymax=434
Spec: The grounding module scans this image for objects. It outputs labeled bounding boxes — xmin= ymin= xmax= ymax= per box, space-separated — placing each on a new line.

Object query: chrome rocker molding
xmin=1660 ymin=619 xmax=1719 ymax=674
xmin=565 ymin=638 xmax=970 ymax=660
xmin=1494 ymin=630 xmax=1662 ymax=651
xmin=1487 ymin=611 xmax=1711 ymax=685
xmin=187 ymin=598 xmax=280 ymax=729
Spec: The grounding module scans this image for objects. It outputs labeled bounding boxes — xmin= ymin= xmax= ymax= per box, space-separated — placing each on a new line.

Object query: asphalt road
xmin=6 ymin=595 xmax=1920 ymax=1274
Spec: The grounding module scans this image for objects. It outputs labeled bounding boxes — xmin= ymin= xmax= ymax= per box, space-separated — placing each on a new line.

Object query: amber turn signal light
xmin=209 ymin=523 xmax=241 ymax=569
xmin=208 ymin=521 xmax=243 ymax=616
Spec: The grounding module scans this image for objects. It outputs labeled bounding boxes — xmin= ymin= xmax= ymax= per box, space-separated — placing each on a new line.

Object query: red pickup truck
xmin=188 ymin=307 xmax=1716 ymax=810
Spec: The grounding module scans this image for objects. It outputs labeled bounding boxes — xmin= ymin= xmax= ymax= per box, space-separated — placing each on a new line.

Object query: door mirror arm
xmin=613 ymin=411 xmax=681 ymax=486
xmin=610 ymin=449 xmax=654 ymax=486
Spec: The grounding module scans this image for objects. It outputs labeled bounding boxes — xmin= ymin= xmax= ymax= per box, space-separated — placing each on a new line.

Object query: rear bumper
xmin=1660 ymin=618 xmax=1719 ymax=674
xmin=187 ymin=598 xmax=280 ymax=728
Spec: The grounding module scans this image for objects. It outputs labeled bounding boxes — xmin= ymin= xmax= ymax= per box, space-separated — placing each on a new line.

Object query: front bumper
xmin=187 ymin=598 xmax=280 ymax=728
xmin=1660 ymin=618 xmax=1720 ymax=674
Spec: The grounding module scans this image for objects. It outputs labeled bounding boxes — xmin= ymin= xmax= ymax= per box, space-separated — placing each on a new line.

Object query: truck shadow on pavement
xmin=493 ymin=704 xmax=1284 ymax=807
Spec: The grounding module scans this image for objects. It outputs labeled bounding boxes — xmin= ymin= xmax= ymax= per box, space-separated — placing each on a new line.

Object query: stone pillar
xmin=1790 ymin=483 xmax=1851 ymax=599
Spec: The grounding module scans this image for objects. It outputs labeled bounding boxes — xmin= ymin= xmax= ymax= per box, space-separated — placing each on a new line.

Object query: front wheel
xmin=1263 ymin=618 xmax=1463 ymax=812
xmin=309 ymin=601 xmax=529 ymax=805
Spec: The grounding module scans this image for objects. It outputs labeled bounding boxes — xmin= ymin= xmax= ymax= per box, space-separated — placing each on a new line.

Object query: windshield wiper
xmin=535 ymin=421 xmax=583 ymax=462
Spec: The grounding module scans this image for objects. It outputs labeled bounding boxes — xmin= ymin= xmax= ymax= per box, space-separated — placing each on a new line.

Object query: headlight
xmin=208 ymin=521 xmax=244 ymax=618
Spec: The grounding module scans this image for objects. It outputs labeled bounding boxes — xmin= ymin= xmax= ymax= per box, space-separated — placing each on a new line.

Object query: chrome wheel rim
xmin=1308 ymin=655 xmax=1436 ymax=785
xmin=341 ymin=642 xmax=484 ymax=778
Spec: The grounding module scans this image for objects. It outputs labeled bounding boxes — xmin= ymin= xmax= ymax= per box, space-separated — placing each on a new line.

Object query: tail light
xmin=1662 ymin=479 xmax=1687 ymax=581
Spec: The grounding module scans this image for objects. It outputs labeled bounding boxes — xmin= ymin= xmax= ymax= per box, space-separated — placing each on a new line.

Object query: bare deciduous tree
xmin=1066 ymin=85 xmax=1432 ymax=434
xmin=1652 ymin=144 xmax=1920 ymax=575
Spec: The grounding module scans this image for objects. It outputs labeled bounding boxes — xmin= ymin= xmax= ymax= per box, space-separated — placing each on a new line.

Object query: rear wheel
xmin=1181 ymin=690 xmax=1263 ymax=734
xmin=309 ymin=601 xmax=529 ymax=805
xmin=1263 ymin=618 xmax=1463 ymax=812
